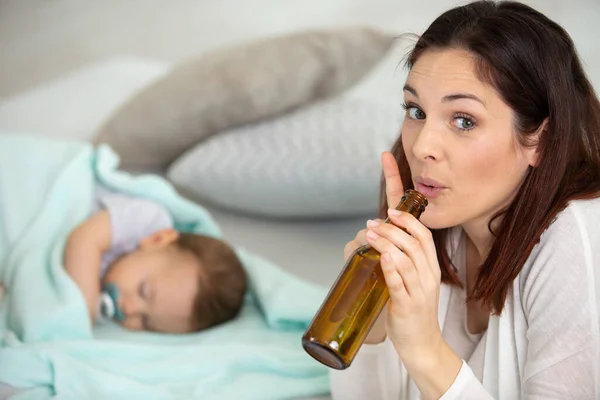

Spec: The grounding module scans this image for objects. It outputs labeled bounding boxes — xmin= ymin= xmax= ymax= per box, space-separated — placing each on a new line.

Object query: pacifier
xmin=98 ymin=283 xmax=125 ymax=322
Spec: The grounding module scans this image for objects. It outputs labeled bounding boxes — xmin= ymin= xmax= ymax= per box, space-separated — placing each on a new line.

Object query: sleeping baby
xmin=63 ymin=191 xmax=247 ymax=333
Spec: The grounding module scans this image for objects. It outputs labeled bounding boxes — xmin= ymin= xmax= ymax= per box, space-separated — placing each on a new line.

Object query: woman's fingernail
xmin=366 ymin=219 xmax=380 ymax=228
xmin=366 ymin=230 xmax=379 ymax=241
xmin=388 ymin=208 xmax=401 ymax=216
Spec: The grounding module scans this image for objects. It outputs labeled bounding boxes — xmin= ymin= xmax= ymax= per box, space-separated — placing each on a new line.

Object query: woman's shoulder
xmin=519 ymin=197 xmax=600 ymax=299
xmin=541 ymin=197 xmax=600 ymax=245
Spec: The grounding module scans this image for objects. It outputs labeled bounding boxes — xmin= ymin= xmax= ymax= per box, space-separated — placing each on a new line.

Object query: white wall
xmin=1 ymin=0 xmax=599 ymax=99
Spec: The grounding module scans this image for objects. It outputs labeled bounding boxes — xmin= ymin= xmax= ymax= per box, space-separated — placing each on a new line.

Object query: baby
xmin=63 ymin=191 xmax=247 ymax=333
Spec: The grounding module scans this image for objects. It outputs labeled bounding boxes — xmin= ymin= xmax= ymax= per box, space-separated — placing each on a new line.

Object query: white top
xmin=330 ymin=198 xmax=600 ymax=399
xmin=441 ymin=234 xmax=485 ymax=382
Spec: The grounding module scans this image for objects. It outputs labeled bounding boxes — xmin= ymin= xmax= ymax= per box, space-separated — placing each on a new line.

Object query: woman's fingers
xmin=382 ymin=151 xmax=404 ymax=209
xmin=344 ymin=229 xmax=368 ymax=261
xmin=387 ymin=210 xmax=440 ymax=280
xmin=344 ymin=219 xmax=386 ymax=261
xmin=367 ymin=218 xmax=433 ymax=284
xmin=366 ymin=230 xmax=423 ymax=299
xmin=380 ymin=252 xmax=410 ymax=305
xmin=343 ymin=230 xmax=366 ymax=261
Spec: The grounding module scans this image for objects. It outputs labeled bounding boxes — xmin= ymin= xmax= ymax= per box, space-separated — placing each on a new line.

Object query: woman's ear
xmin=527 ymin=117 xmax=548 ymax=167
xmin=139 ymin=229 xmax=179 ymax=249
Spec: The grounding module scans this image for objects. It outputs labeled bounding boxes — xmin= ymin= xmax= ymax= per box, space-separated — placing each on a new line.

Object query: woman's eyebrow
xmin=403 ymin=83 xmax=487 ymax=109
xmin=442 ymin=92 xmax=487 ymax=108
xmin=403 ymin=84 xmax=418 ymax=97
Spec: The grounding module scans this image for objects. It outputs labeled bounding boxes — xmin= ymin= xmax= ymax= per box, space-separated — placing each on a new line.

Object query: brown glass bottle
xmin=302 ymin=189 xmax=428 ymax=370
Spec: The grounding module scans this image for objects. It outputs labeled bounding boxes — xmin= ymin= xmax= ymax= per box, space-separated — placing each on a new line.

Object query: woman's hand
xmin=366 ymin=207 xmax=443 ymax=359
xmin=364 ymin=151 xmax=461 ymax=399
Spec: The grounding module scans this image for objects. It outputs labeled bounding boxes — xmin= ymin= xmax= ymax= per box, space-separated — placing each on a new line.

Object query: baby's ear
xmin=139 ymin=229 xmax=179 ymax=249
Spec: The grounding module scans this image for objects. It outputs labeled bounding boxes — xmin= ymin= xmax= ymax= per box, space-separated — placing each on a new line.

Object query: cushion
xmin=94 ymin=27 xmax=395 ymax=169
xmin=166 ymin=98 xmax=401 ymax=219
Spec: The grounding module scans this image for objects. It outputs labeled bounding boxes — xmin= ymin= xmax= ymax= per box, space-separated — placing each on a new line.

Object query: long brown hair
xmin=380 ymin=0 xmax=600 ymax=313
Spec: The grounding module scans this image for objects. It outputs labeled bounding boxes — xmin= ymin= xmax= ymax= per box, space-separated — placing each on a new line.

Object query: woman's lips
xmin=415 ymin=177 xmax=447 ymax=199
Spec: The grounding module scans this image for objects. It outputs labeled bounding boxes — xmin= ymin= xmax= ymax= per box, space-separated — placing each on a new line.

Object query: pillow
xmin=166 ymin=98 xmax=401 ymax=219
xmin=94 ymin=27 xmax=395 ymax=169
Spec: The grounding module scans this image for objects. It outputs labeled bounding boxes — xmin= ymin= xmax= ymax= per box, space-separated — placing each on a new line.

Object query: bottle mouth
xmin=402 ymin=189 xmax=428 ymax=212
xmin=100 ymin=283 xmax=125 ymax=322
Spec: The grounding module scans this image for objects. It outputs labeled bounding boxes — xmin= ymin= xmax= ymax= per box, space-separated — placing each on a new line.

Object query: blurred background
xmin=1 ymin=0 xmax=599 ymax=98
xmin=1 ymin=0 xmax=599 ymax=287
xmin=0 ymin=1 xmax=599 ymax=399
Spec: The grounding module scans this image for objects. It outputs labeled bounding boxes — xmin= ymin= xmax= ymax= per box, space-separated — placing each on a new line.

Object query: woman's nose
xmin=412 ymin=122 xmax=442 ymax=162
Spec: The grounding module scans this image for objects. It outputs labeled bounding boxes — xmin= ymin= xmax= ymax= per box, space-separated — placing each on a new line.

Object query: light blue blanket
xmin=0 ymin=133 xmax=330 ymax=400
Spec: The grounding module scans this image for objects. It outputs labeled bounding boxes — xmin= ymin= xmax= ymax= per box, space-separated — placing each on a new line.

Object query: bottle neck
xmin=394 ymin=190 xmax=428 ymax=219
xmin=396 ymin=200 xmax=424 ymax=219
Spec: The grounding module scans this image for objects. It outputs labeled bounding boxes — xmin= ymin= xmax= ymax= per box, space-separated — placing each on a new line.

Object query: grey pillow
xmin=94 ymin=27 xmax=394 ymax=169
xmin=166 ymin=98 xmax=400 ymax=219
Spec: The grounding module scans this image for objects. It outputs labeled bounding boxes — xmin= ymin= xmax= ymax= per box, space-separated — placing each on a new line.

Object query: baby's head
xmin=102 ymin=229 xmax=247 ymax=333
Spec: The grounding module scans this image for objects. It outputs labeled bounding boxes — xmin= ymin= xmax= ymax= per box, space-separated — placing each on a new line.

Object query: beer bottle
xmin=302 ymin=189 xmax=428 ymax=369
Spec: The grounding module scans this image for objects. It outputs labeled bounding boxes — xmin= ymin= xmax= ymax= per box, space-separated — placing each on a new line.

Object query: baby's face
xmin=102 ymin=244 xmax=201 ymax=333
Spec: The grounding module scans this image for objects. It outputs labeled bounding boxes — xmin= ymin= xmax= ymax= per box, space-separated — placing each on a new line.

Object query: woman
xmin=331 ymin=1 xmax=600 ymax=399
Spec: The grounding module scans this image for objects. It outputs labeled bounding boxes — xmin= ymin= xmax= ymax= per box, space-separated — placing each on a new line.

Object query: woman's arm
xmin=370 ymin=203 xmax=598 ymax=400
xmin=63 ymin=210 xmax=111 ymax=322
xmin=518 ymin=208 xmax=599 ymax=399
xmin=366 ymin=208 xmax=467 ymax=400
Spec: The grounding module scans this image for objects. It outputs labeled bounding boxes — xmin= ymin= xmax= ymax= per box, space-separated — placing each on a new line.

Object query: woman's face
xmin=401 ymin=48 xmax=538 ymax=231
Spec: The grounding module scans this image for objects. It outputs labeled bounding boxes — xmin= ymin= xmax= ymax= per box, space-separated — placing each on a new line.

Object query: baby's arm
xmin=63 ymin=210 xmax=111 ymax=323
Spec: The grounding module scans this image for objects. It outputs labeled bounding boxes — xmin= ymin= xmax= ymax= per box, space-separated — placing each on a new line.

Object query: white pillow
xmin=166 ymin=98 xmax=401 ymax=218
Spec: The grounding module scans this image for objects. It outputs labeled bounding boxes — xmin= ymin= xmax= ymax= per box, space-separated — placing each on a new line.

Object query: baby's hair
xmin=176 ymin=233 xmax=247 ymax=331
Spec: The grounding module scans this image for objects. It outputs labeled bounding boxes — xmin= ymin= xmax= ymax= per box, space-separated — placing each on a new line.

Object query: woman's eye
xmin=407 ymin=107 xmax=426 ymax=120
xmin=453 ymin=116 xmax=476 ymax=131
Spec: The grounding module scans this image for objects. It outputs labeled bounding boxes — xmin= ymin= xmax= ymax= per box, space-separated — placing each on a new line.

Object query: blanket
xmin=0 ymin=133 xmax=330 ymax=400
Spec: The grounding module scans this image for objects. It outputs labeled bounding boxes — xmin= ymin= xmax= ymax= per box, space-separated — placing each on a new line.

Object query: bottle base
xmin=302 ymin=337 xmax=348 ymax=370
